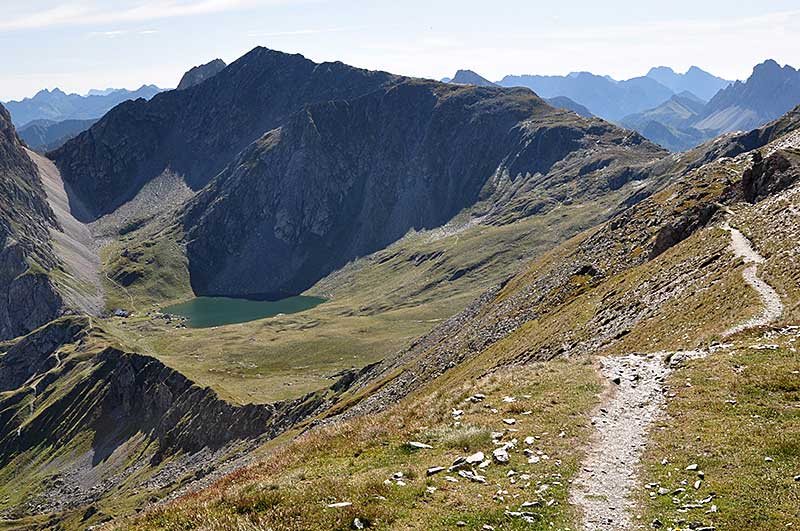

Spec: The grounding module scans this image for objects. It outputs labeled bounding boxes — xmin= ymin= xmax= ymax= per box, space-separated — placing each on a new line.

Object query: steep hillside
xmin=180 ymin=80 xmax=666 ymax=298
xmin=0 ymin=315 xmax=376 ymax=529
xmin=177 ymin=59 xmax=227 ymax=90
xmin=50 ymin=48 xmax=399 ymax=220
xmin=0 ymin=104 xmax=64 ymax=340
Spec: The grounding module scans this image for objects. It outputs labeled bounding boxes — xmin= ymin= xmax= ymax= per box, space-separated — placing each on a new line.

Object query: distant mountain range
xmin=497 ymin=71 xmax=676 ymax=121
xmin=645 ymin=66 xmax=731 ymax=101
xmin=3 ymin=85 xmax=164 ymax=127
xmin=447 ymin=70 xmax=593 ymax=118
xmin=446 ymin=61 xmax=800 ymax=152
xmin=447 ymin=66 xmax=719 ymax=121
xmin=623 ymin=60 xmax=800 ymax=150
xmin=17 ymin=118 xmax=98 ymax=152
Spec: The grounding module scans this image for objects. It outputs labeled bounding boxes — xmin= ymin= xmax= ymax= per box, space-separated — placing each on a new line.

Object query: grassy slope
xmin=127 ymin=357 xmax=603 ymax=531
xmin=638 ymin=332 xmax=800 ymax=530
xmin=105 ymin=197 xmax=647 ymax=404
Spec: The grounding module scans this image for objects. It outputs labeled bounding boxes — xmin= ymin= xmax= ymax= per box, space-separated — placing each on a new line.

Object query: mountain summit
xmin=645 ymin=65 xmax=731 ymax=100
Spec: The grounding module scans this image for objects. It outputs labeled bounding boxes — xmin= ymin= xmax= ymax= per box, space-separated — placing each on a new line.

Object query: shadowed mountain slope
xmin=180 ymin=80 xmax=666 ymax=298
xmin=50 ymin=48 xmax=399 ymax=221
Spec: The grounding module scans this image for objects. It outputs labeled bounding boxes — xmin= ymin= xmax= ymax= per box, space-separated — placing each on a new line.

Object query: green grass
xmin=637 ymin=334 xmax=800 ymax=530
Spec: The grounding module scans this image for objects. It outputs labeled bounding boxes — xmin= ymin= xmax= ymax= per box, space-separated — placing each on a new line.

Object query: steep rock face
xmin=177 ymin=59 xmax=227 ymax=90
xmin=0 ymin=103 xmax=63 ymax=340
xmin=50 ymin=48 xmax=398 ymax=220
xmin=183 ymin=80 xmax=665 ymax=298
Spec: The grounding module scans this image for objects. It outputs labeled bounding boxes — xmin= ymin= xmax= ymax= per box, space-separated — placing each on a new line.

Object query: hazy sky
xmin=2 ymin=0 xmax=799 ymax=101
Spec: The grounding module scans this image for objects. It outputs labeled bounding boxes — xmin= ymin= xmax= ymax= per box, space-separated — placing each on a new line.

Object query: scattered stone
xmin=426 ymin=466 xmax=445 ymax=476
xmin=327 ymin=502 xmax=352 ymax=508
xmin=502 ymin=418 xmax=517 ymax=425
xmin=407 ymin=441 xmax=433 ymax=449
xmin=456 ymin=522 xmax=466 ymax=527
xmin=466 ymin=452 xmax=485 ymax=465
xmin=651 ymin=518 xmax=663 ymax=528
xmin=492 ymin=447 xmax=510 ymax=464
xmin=502 ymin=396 xmax=517 ymax=403
xmin=794 ymin=474 xmax=800 ymax=482
xmin=524 ymin=436 xmax=535 ymax=445
xmin=686 ymin=464 xmax=699 ymax=471
xmin=444 ymin=476 xmax=459 ymax=483
xmin=425 ymin=486 xmax=437 ymax=494
xmin=458 ymin=469 xmax=487 ymax=483
xmin=352 ymin=518 xmax=364 ymax=529
xmin=694 ymin=480 xmax=702 ymax=490
xmin=612 ymin=376 xmax=622 ymax=385
xmin=482 ymin=526 xmax=495 ymax=531
xmin=468 ymin=394 xmax=486 ymax=403
xmin=764 ymin=456 xmax=774 ymax=462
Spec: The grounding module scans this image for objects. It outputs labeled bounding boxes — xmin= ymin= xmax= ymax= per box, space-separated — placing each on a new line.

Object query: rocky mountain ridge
xmin=51 ymin=47 xmax=399 ymax=220
xmin=0 ymin=103 xmax=64 ymax=340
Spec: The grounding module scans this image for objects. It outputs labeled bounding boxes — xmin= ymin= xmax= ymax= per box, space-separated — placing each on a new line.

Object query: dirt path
xmin=570 ymin=223 xmax=783 ymax=530
xmin=722 ymin=224 xmax=783 ymax=336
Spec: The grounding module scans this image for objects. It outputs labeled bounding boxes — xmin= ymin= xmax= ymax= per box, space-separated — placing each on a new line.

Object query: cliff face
xmin=183 ymin=80 xmax=665 ymax=298
xmin=0 ymin=103 xmax=63 ymax=340
xmin=50 ymin=48 xmax=398 ymax=220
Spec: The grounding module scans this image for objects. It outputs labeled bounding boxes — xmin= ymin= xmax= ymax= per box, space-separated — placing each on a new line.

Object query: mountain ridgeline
xmin=181 ymin=80 xmax=663 ymax=297
xmin=51 ymin=48 xmax=399 ymax=220
xmin=50 ymin=47 xmax=666 ymax=301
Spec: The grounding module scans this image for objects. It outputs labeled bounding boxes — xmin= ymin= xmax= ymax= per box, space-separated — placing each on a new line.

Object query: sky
xmin=2 ymin=0 xmax=800 ymax=101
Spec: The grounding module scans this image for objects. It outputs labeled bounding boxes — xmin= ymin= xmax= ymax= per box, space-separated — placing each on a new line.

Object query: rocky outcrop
xmin=0 ymin=103 xmax=64 ymax=340
xmin=177 ymin=59 xmax=227 ymax=90
xmin=50 ymin=48 xmax=398 ymax=220
xmin=741 ymin=150 xmax=800 ymax=203
xmin=182 ymin=80 xmax=666 ymax=298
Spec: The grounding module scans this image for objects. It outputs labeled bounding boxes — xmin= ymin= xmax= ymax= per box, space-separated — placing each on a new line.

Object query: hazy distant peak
xmin=449 ymin=69 xmax=497 ymax=87
xmin=177 ymin=59 xmax=227 ymax=90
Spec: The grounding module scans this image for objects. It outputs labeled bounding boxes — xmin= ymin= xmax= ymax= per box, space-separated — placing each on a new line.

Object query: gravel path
xmin=722 ymin=224 xmax=784 ymax=336
xmin=570 ymin=223 xmax=783 ymax=530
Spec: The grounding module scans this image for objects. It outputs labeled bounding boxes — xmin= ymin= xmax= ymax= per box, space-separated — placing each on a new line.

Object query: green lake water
xmin=163 ymin=295 xmax=325 ymax=328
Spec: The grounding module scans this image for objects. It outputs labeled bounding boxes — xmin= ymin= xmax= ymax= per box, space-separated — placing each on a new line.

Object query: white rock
xmin=326 ymin=502 xmax=352 ymax=508
xmin=493 ymin=447 xmax=510 ymax=464
xmin=502 ymin=418 xmax=517 ymax=425
xmin=524 ymin=436 xmax=535 ymax=445
xmin=686 ymin=464 xmax=699 ymax=471
xmin=407 ymin=441 xmax=433 ymax=449
xmin=466 ymin=451 xmax=485 ymax=464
